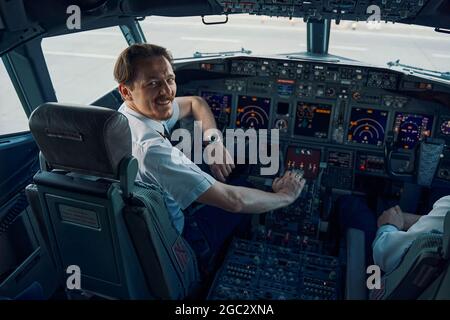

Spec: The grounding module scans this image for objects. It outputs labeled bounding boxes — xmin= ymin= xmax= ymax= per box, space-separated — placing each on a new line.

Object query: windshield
xmin=141 ymin=14 xmax=450 ymax=71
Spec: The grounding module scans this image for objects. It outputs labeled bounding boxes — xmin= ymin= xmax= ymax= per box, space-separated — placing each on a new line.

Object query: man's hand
xmin=377 ymin=205 xmax=405 ymax=230
xmin=272 ymin=170 xmax=306 ymax=204
xmin=206 ymin=142 xmax=235 ymax=182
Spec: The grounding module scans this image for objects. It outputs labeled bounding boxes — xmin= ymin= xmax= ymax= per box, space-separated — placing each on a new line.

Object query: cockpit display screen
xmin=393 ymin=112 xmax=433 ymax=149
xmin=285 ymin=146 xmax=321 ymax=180
xmin=236 ymin=95 xmax=271 ymax=130
xmin=440 ymin=119 xmax=450 ymax=136
xmin=277 ymin=79 xmax=295 ymax=97
xmin=200 ymin=91 xmax=232 ymax=127
xmin=347 ymin=108 xmax=388 ymax=147
xmin=294 ymin=102 xmax=332 ymax=139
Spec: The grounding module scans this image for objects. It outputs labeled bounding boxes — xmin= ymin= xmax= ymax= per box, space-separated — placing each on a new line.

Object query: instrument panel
xmin=440 ymin=120 xmax=450 ymax=136
xmin=200 ymin=91 xmax=232 ymax=129
xmin=294 ymin=102 xmax=332 ymax=139
xmin=285 ymin=146 xmax=321 ymax=180
xmin=176 ymin=54 xmax=449 ymax=301
xmin=178 ymin=56 xmax=449 ymax=182
xmin=347 ymin=107 xmax=388 ymax=147
xmin=236 ymin=95 xmax=271 ymax=130
xmin=393 ymin=112 xmax=433 ymax=149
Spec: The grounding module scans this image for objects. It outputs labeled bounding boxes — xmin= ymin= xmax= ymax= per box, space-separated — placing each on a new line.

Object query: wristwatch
xmin=203 ymin=134 xmax=221 ymax=147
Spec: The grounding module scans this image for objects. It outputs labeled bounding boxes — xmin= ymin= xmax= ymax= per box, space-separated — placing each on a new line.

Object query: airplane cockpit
xmin=1 ymin=0 xmax=450 ymax=302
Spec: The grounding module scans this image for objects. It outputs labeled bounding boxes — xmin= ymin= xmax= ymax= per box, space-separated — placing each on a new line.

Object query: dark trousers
xmin=333 ymin=195 xmax=378 ymax=266
xmin=182 ymin=176 xmax=252 ymax=276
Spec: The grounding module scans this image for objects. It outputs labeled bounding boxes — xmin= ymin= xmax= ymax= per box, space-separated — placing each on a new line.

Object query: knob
xmin=352 ymin=91 xmax=361 ymax=100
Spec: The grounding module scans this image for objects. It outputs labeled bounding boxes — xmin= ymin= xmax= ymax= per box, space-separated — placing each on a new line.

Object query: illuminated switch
xmin=283 ymin=232 xmax=290 ymax=244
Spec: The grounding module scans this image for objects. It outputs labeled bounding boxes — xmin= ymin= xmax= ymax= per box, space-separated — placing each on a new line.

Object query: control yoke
xmin=385 ymin=131 xmax=445 ymax=187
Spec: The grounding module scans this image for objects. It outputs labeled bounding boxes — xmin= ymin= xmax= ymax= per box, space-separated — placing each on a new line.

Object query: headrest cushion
xmin=29 ymin=103 xmax=131 ymax=179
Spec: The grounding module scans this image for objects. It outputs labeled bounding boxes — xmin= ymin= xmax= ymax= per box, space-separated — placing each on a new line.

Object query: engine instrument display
xmin=201 ymin=91 xmax=232 ymax=127
xmin=393 ymin=112 xmax=433 ymax=149
xmin=294 ymin=102 xmax=332 ymax=139
xmin=285 ymin=146 xmax=321 ymax=180
xmin=347 ymin=108 xmax=388 ymax=146
xmin=236 ymin=95 xmax=271 ymax=130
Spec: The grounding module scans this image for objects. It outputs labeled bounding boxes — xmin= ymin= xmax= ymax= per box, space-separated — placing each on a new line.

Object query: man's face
xmin=123 ymin=56 xmax=177 ymax=121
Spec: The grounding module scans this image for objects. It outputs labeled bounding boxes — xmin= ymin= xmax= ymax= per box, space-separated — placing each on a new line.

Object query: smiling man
xmin=114 ymin=43 xmax=305 ymax=274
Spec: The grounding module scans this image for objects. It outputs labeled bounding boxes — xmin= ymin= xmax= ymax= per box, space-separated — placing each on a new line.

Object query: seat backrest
xmin=28 ymin=102 xmax=199 ymax=299
xmin=424 ymin=209 xmax=450 ymax=299
xmin=125 ymin=182 xmax=200 ymax=299
xmin=370 ymin=211 xmax=450 ymax=300
xmin=0 ymin=190 xmax=58 ymax=300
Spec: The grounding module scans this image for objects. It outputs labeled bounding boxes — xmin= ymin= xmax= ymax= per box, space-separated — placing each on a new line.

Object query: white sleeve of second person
xmin=372 ymin=225 xmax=407 ymax=274
xmin=373 ymin=195 xmax=450 ymax=274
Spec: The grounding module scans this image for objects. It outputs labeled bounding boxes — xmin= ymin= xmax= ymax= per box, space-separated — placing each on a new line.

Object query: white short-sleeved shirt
xmin=118 ymin=100 xmax=216 ymax=234
xmin=372 ymin=195 xmax=449 ymax=273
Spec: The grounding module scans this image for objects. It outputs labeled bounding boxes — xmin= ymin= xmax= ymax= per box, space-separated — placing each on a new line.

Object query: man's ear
xmin=118 ymin=83 xmax=133 ymax=101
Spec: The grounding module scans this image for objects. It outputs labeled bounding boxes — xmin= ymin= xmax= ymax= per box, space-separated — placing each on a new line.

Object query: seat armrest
xmin=443 ymin=211 xmax=450 ymax=259
xmin=345 ymin=228 xmax=367 ymax=300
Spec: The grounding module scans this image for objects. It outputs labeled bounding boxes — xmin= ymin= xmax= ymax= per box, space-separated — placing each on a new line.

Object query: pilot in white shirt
xmin=119 ymin=100 xmax=215 ymax=234
xmin=113 ymin=43 xmax=305 ymax=272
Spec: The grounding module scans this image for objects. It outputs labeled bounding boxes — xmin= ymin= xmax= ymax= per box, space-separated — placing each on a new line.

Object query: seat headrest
xmin=29 ymin=103 xmax=131 ymax=179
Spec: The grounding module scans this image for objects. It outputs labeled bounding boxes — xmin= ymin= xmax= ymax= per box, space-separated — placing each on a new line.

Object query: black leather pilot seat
xmin=27 ymin=103 xmax=200 ymax=299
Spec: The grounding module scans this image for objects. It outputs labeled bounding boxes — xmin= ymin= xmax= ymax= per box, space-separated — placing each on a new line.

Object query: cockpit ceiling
xmin=0 ymin=0 xmax=449 ymax=55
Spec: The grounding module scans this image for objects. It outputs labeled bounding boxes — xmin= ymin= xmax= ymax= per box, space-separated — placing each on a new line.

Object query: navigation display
xmin=294 ymin=102 xmax=332 ymax=139
xmin=236 ymin=95 xmax=271 ymax=130
xmin=347 ymin=108 xmax=388 ymax=147
xmin=285 ymin=146 xmax=321 ymax=180
xmin=200 ymin=91 xmax=232 ymax=128
xmin=394 ymin=112 xmax=433 ymax=149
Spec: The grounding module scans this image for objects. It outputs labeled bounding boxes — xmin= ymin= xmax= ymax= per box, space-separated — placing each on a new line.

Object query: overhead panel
xmin=215 ymin=0 xmax=428 ymax=22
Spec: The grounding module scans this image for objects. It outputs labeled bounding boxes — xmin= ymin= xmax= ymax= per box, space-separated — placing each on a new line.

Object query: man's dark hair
xmin=114 ymin=43 xmax=173 ymax=88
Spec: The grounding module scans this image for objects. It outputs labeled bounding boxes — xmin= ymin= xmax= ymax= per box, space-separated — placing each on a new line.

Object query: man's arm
xmin=197 ymin=171 xmax=306 ymax=214
xmin=175 ymin=96 xmax=217 ymax=133
xmin=377 ymin=205 xmax=405 ymax=230
xmin=402 ymin=213 xmax=421 ymax=230
xmin=175 ymin=96 xmax=234 ymax=182
xmin=373 ymin=205 xmax=421 ymax=272
xmin=372 ymin=224 xmax=402 ymax=273
xmin=377 ymin=205 xmax=421 ymax=231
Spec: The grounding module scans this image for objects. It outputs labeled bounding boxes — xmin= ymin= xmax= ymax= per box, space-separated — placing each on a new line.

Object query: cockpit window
xmin=41 ymin=26 xmax=127 ymax=104
xmin=329 ymin=22 xmax=449 ymax=71
xmin=142 ymin=15 xmax=449 ymax=72
xmin=140 ymin=15 xmax=308 ymax=59
xmin=0 ymin=61 xmax=29 ymax=135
